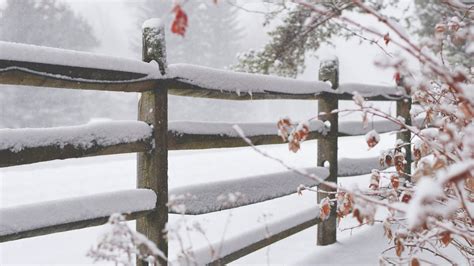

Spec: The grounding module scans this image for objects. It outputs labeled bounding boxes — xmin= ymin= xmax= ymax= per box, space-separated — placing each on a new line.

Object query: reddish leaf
xmin=394 ymin=72 xmax=401 ymax=85
xmin=401 ymin=191 xmax=412 ymax=203
xmin=369 ymin=170 xmax=380 ymax=190
xmin=171 ymin=4 xmax=188 ymax=36
xmin=453 ymin=72 xmax=467 ymax=83
xmin=288 ymin=138 xmax=301 ymax=153
xmin=365 ymin=130 xmax=380 ymax=149
xmin=435 ymin=23 xmax=446 ymax=33
xmin=320 ymin=197 xmax=331 ymax=220
xmin=383 ymin=33 xmax=390 ymax=45
xmin=394 ymin=152 xmax=406 ymax=174
xmin=410 ymin=258 xmax=420 ymax=266
xmin=353 ymin=208 xmax=363 ymax=224
xmin=440 ymin=231 xmax=452 ymax=246
xmin=395 ymin=238 xmax=404 ymax=257
xmin=391 ymin=175 xmax=400 ymax=189
xmin=459 ymin=101 xmax=473 ymax=121
xmin=277 ymin=118 xmax=292 ymax=141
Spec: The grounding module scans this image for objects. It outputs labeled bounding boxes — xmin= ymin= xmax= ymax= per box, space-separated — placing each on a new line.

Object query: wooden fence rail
xmin=0 ymin=18 xmax=413 ymax=265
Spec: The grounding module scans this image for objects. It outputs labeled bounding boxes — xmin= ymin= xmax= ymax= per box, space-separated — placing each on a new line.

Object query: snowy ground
xmin=0 ymin=132 xmax=464 ymax=265
xmin=0 ymin=130 xmax=393 ymax=264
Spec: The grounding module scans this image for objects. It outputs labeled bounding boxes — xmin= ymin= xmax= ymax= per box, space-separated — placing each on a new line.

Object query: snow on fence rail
xmin=0 ymin=121 xmax=153 ymax=167
xmin=169 ymin=156 xmax=388 ymax=215
xmin=169 ymin=167 xmax=330 ymax=215
xmin=168 ymin=120 xmax=327 ymax=150
xmin=0 ymin=117 xmax=421 ymax=168
xmin=0 ymin=19 xmax=414 ymax=265
xmin=177 ymin=206 xmax=321 ymax=265
xmin=165 ymin=63 xmax=407 ymax=101
xmin=0 ymin=189 xmax=156 ymax=242
xmin=0 ymin=43 xmax=408 ymax=100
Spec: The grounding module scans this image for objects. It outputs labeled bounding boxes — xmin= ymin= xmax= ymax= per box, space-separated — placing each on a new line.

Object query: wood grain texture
xmin=0 ymin=210 xmax=151 ymax=243
xmin=207 ymin=217 xmax=321 ymax=265
xmin=0 ymin=140 xmax=151 ymax=168
xmin=0 ymin=60 xmax=158 ymax=92
xmin=317 ymin=58 xmax=339 ymax=246
xmin=166 ymin=79 xmax=407 ymax=101
xmin=168 ymin=131 xmax=324 ymax=150
xmin=137 ymin=22 xmax=168 ymax=266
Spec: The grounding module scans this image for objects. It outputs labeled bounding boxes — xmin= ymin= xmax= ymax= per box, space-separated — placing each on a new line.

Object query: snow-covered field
xmin=0 ymin=130 xmax=400 ymax=265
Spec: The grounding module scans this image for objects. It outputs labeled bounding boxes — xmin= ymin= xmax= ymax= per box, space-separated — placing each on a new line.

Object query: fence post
xmin=137 ymin=19 xmax=168 ymax=266
xmin=317 ymin=57 xmax=339 ymax=246
xmin=396 ymin=98 xmax=412 ymax=177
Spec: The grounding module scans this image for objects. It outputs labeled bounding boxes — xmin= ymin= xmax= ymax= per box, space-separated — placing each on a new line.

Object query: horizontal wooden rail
xmin=165 ymin=64 xmax=407 ymax=101
xmin=208 ymin=215 xmax=320 ymax=265
xmin=0 ymin=121 xmax=153 ymax=167
xmin=0 ymin=140 xmax=151 ymax=168
xmin=0 ymin=66 xmax=405 ymax=100
xmin=0 ymin=46 xmax=407 ymax=100
xmin=0 ymin=189 xmax=156 ymax=242
xmin=1 ymin=117 xmax=418 ymax=167
xmin=166 ymin=80 xmax=407 ymax=101
xmin=169 ymin=155 xmax=386 ymax=215
xmin=0 ymin=210 xmax=151 ymax=243
xmin=167 ymin=118 xmax=424 ymax=150
xmin=339 ymin=117 xmax=425 ymax=137
xmin=168 ymin=120 xmax=327 ymax=150
xmin=171 ymin=206 xmax=321 ymax=265
xmin=0 ymin=63 xmax=159 ymax=92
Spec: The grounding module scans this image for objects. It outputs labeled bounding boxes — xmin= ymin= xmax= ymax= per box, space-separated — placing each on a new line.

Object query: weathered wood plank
xmin=168 ymin=131 xmax=324 ymax=150
xmin=317 ymin=58 xmax=339 ymax=246
xmin=0 ymin=210 xmax=150 ymax=243
xmin=0 ymin=140 xmax=151 ymax=167
xmin=167 ymin=117 xmax=426 ymax=151
xmin=166 ymin=79 xmax=407 ymax=101
xmin=0 ymin=64 xmax=159 ymax=92
xmin=0 ymin=60 xmax=407 ymax=100
xmin=207 ymin=216 xmax=321 ymax=265
xmin=137 ymin=20 xmax=169 ymax=266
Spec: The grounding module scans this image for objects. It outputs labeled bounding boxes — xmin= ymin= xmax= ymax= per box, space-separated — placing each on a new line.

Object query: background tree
xmin=413 ymin=0 xmax=473 ymax=74
xmin=232 ymin=0 xmax=474 ymax=79
xmin=232 ymin=1 xmax=363 ymax=78
xmin=0 ymin=0 xmax=100 ymax=128
xmin=133 ymin=0 xmax=253 ymax=122
xmin=133 ymin=0 xmax=242 ymax=68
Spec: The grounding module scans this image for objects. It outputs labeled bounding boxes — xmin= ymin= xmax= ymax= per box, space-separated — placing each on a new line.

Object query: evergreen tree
xmin=413 ymin=0 xmax=472 ymax=74
xmin=233 ymin=0 xmax=474 ymax=78
xmin=0 ymin=0 xmax=98 ymax=50
xmin=232 ymin=2 xmax=352 ymax=78
xmin=0 ymin=0 xmax=100 ymax=128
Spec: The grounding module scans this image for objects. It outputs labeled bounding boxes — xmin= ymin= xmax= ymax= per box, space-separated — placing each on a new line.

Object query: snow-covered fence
xmin=0 ymin=19 xmax=413 ymax=265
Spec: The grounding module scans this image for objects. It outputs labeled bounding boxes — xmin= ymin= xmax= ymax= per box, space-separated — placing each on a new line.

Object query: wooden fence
xmin=0 ymin=19 xmax=412 ymax=265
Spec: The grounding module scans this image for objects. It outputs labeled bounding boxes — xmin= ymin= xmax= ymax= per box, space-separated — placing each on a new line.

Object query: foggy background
xmin=0 ymin=0 xmax=397 ymax=129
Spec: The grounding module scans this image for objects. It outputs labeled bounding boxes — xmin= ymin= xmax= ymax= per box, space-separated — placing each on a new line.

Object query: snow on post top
xmin=142 ymin=18 xmax=163 ymax=29
xmin=319 ymin=54 xmax=338 ymax=64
